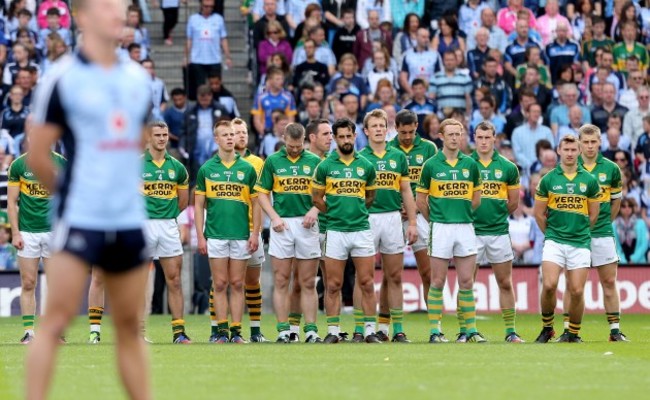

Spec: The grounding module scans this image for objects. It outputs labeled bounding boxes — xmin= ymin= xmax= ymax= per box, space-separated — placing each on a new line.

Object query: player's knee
xmin=497 ymin=276 xmax=513 ymax=291
xmin=166 ymin=274 xmax=181 ymax=291
xmin=430 ymin=277 xmax=445 ymax=289
xmin=600 ymin=275 xmax=617 ymax=290
xmin=292 ymin=281 xmax=302 ymax=294
xmin=213 ymin=279 xmax=228 ymax=292
xmin=230 ymin=279 xmax=244 ymax=292
xmin=357 ymin=276 xmax=374 ymax=293
xmin=569 ymin=285 xmax=584 ymax=299
xmin=386 ymin=268 xmax=402 ymax=285
xmin=300 ymin=277 xmax=316 ymax=291
xmin=326 ymin=279 xmax=342 ymax=294
xmin=21 ymin=276 xmax=37 ymax=292
xmin=274 ymin=275 xmax=289 ymax=290
xmin=542 ymin=280 xmax=557 ymax=294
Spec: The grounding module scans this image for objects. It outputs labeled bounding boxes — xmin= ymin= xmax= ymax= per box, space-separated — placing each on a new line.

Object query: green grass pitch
xmin=1 ymin=313 xmax=649 ymax=399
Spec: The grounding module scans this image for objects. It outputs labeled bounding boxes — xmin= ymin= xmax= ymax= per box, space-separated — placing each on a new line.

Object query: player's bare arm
xmin=302 ymin=206 xmax=319 ymax=229
xmin=588 ymin=200 xmax=600 ymax=227
xmin=312 ymin=187 xmax=326 ymax=213
xmin=258 ymin=192 xmax=287 ymax=232
xmin=194 ymin=193 xmax=207 ymax=255
xmin=471 ymin=188 xmax=482 ymax=210
xmin=416 ymin=191 xmax=429 ymax=221
xmin=610 ymin=198 xmax=621 ymax=221
xmin=248 ymin=197 xmax=261 ymax=253
xmin=177 ymin=188 xmax=189 ymax=212
xmin=7 ymin=185 xmax=22 ymax=250
xmin=25 ymin=124 xmax=61 ymax=193
xmin=507 ymin=187 xmax=520 ymax=214
xmin=365 ymin=189 xmax=376 ymax=209
xmin=534 ymin=200 xmax=548 ymax=234
xmin=400 ymin=180 xmax=418 ymax=245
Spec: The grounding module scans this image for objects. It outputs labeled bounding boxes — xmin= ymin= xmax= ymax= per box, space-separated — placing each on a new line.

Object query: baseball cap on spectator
xmin=339 ymin=91 xmax=359 ymax=102
xmin=500 ymin=140 xmax=513 ymax=149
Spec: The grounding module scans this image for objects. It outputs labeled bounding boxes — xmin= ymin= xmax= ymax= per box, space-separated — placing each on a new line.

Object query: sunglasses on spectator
xmin=621 ymin=204 xmax=632 ymax=209
xmin=639 ymin=95 xmax=649 ymax=99
xmin=267 ymin=30 xmax=279 ymax=34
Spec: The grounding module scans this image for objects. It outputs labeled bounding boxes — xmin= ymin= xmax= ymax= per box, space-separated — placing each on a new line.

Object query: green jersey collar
xmin=213 ymin=152 xmax=241 ymax=163
xmin=470 ymin=150 xmax=499 ymax=162
xmin=578 ymin=153 xmax=604 ymax=166
xmin=144 ymin=149 xmax=171 ymax=162
xmin=330 ymin=151 xmax=359 ymax=161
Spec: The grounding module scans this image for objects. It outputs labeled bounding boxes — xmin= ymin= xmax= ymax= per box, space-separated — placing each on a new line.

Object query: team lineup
xmin=12 ymin=109 xmax=628 ymax=347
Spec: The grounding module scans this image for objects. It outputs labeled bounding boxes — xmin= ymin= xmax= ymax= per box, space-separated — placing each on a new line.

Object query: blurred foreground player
xmin=25 ymin=0 xmax=153 ymax=399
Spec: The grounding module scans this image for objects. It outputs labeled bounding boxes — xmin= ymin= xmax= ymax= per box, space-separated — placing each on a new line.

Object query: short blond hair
xmin=577 ymin=124 xmax=601 ymax=139
xmin=363 ymin=109 xmax=388 ymax=129
xmin=213 ymin=120 xmax=232 ymax=136
xmin=439 ymin=118 xmax=464 ymax=135
xmin=231 ymin=118 xmax=248 ymax=129
xmin=559 ymin=134 xmax=578 ymax=148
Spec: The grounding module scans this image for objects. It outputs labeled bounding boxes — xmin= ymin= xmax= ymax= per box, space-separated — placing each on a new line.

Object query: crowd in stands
xmin=4 ymin=0 xmax=650 ymax=268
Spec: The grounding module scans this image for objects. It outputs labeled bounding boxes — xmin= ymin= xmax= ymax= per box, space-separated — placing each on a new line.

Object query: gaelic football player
xmin=196 ymin=121 xmax=260 ymax=344
xmin=471 ymin=121 xmax=523 ymax=343
xmin=26 ymin=0 xmax=154 ymax=398
xmin=566 ymin=125 xmax=626 ymax=341
xmin=534 ymin=134 xmax=600 ymax=343
xmin=141 ymin=121 xmax=191 ymax=344
xmin=7 ymin=149 xmax=66 ymax=343
xmin=285 ymin=119 xmax=334 ymax=341
xmin=388 ymin=110 xmax=438 ymax=333
xmin=416 ymin=118 xmax=485 ymax=343
xmin=312 ymin=118 xmax=380 ymax=343
xmin=359 ymin=109 xmax=418 ymax=342
xmin=256 ymin=123 xmax=322 ymax=342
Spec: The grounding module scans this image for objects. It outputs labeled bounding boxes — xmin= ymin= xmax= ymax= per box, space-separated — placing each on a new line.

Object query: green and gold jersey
xmin=8 ymin=153 xmax=66 ymax=233
xmin=579 ymin=154 xmax=622 ymax=238
xmin=195 ymin=153 xmax=258 ymax=240
xmin=255 ymin=147 xmax=321 ymax=217
xmin=243 ymin=150 xmax=264 ymax=231
xmin=312 ymin=151 xmax=376 ymax=232
xmin=613 ymin=42 xmax=649 ymax=74
xmin=388 ymin=136 xmax=438 ymax=198
xmin=417 ymin=151 xmax=481 ymax=224
xmin=471 ymin=151 xmax=520 ymax=236
xmin=359 ymin=145 xmax=409 ymax=213
xmin=535 ymin=165 xmax=601 ymax=249
xmin=582 ymin=38 xmax=615 ymax=67
xmin=315 ymin=152 xmax=329 ymax=233
xmin=142 ymin=150 xmax=189 ymax=220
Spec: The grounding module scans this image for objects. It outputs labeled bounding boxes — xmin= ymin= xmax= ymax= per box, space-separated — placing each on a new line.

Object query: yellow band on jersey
xmin=374 ymin=171 xmax=401 ymax=192
xmin=481 ymin=181 xmax=508 ymax=200
xmin=142 ymin=181 xmax=178 ymax=200
xmin=598 ymin=186 xmax=612 ymax=203
xmin=547 ymin=193 xmax=588 ymax=215
xmin=326 ymin=178 xmax=366 ymax=199
xmin=428 ymin=179 xmax=474 ymax=201
xmin=272 ymin=176 xmax=311 ymax=195
xmin=408 ymin=165 xmax=423 ymax=182
xmin=205 ymin=180 xmax=250 ymax=203
xmin=19 ymin=178 xmax=51 ymax=198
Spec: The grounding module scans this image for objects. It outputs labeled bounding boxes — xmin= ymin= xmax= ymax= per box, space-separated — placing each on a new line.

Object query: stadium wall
xmin=1 ymin=267 xmax=650 ymax=316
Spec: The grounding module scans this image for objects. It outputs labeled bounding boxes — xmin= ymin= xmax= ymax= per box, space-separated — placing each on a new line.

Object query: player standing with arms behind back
xmin=26 ymin=0 xmax=154 ymax=399
xmin=470 ymin=121 xmax=523 ymax=343
xmin=359 ymin=109 xmax=418 ymax=342
xmin=312 ymin=118 xmax=379 ymax=343
xmin=534 ymin=134 xmax=600 ymax=343
xmin=565 ymin=125 xmax=626 ymax=341
xmin=416 ymin=119 xmax=485 ymax=343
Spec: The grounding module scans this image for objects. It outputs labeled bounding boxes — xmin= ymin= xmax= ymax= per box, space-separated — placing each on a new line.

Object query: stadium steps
xmin=144 ymin=2 xmax=252 ymax=120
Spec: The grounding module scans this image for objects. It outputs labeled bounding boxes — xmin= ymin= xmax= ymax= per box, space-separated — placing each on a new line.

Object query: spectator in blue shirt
xmin=38 ymin=7 xmax=72 ymax=51
xmin=544 ymin=21 xmax=580 ymax=84
xmin=163 ymin=88 xmax=188 ymax=159
xmin=471 ymin=96 xmax=506 ymax=141
xmin=185 ymin=0 xmax=232 ymax=100
xmin=504 ymin=19 xmax=542 ymax=78
xmin=0 ymin=226 xmax=17 ymax=270
xmin=512 ymin=103 xmax=554 ymax=170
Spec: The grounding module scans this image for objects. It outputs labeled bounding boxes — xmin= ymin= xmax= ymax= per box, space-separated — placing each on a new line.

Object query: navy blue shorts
xmin=53 ymin=225 xmax=149 ymax=273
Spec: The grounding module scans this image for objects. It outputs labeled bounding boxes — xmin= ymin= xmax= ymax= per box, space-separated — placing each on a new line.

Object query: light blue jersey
xmin=32 ymin=53 xmax=151 ymax=230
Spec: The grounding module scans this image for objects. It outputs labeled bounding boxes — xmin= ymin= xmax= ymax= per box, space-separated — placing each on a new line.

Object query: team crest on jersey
xmin=462 ymin=169 xmax=469 ymax=178
xmin=237 ymin=171 xmax=245 ymax=181
xmin=495 ymin=169 xmax=503 ymax=179
xmin=303 ymin=165 xmax=311 ymax=174
xmin=415 ymin=155 xmax=424 ymax=164
xmin=580 ymin=183 xmax=587 ymax=193
xmin=168 ymin=169 xmax=176 ymax=179
xmin=599 ymin=173 xmax=606 ymax=182
xmin=567 ymin=183 xmax=575 ymax=194
xmin=389 ymin=160 xmax=397 ymax=169
xmin=357 ymin=167 xmax=365 ymax=177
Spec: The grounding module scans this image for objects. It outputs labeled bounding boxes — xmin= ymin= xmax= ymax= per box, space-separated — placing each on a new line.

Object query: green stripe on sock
xmin=390 ymin=308 xmax=403 ymax=334
xmin=326 ymin=316 xmax=340 ymax=326
xmin=276 ymin=322 xmax=290 ymax=333
xmin=22 ymin=315 xmax=35 ymax=329
xmin=502 ymin=308 xmax=516 ymax=335
xmin=427 ymin=287 xmax=443 ymax=334
xmin=303 ymin=323 xmax=318 ymax=333
xmin=354 ymin=308 xmax=364 ymax=334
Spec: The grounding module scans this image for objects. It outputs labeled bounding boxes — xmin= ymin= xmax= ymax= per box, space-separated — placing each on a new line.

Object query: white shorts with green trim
xmin=207 ymin=239 xmax=251 ymax=260
xmin=370 ymin=211 xmax=405 ymax=255
xmin=248 ymin=233 xmax=265 ymax=267
xmin=590 ymin=236 xmax=619 ymax=267
xmin=428 ymin=223 xmax=477 ymax=259
xmin=17 ymin=231 xmax=52 ymax=259
xmin=143 ymin=219 xmax=183 ymax=259
xmin=403 ymin=213 xmax=431 ymax=253
xmin=324 ymin=230 xmax=375 ymax=260
xmin=476 ymin=234 xmax=514 ymax=265
xmin=542 ymin=240 xmax=590 ymax=270
xmin=269 ymin=217 xmax=321 ymax=259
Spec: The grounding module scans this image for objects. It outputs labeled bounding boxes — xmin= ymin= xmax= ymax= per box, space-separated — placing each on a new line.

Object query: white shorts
xmin=248 ymin=233 xmax=265 ymax=267
xmin=143 ymin=219 xmax=183 ymax=259
xmin=542 ymin=240 xmax=591 ymax=270
xmin=207 ymin=239 xmax=251 ymax=260
xmin=17 ymin=231 xmax=52 ymax=259
xmin=319 ymin=233 xmax=326 ymax=260
xmin=404 ymin=213 xmax=431 ymax=253
xmin=476 ymin=234 xmax=514 ymax=264
xmin=269 ymin=217 xmax=321 ymax=259
xmin=324 ymin=230 xmax=375 ymax=260
xmin=591 ymin=237 xmax=619 ymax=267
xmin=428 ymin=223 xmax=477 ymax=259
xmin=370 ymin=211 xmax=405 ymax=255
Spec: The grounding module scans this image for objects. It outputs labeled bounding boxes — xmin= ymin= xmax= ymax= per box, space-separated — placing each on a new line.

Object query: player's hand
xmin=248 ymin=234 xmax=259 ymax=253
xmin=302 ymin=209 xmax=318 ymax=229
xmin=197 ymin=236 xmax=207 ymax=256
xmin=271 ymin=217 xmax=287 ymax=232
xmin=405 ymin=225 xmax=418 ymax=245
xmin=12 ymin=233 xmax=23 ymax=250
